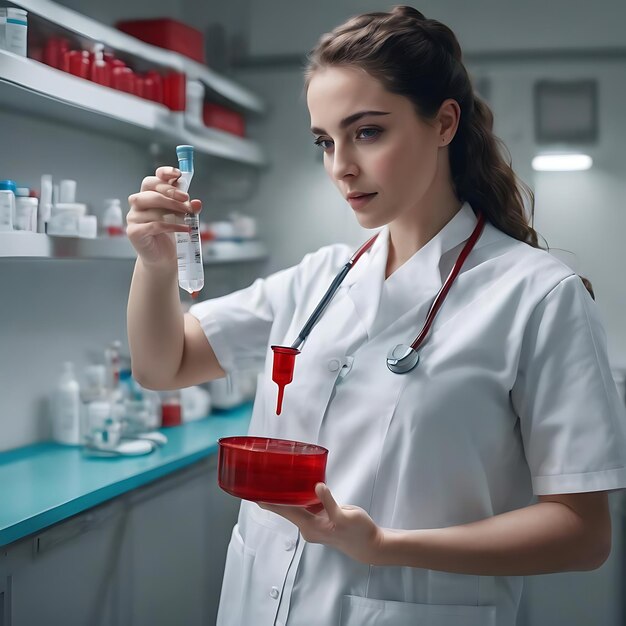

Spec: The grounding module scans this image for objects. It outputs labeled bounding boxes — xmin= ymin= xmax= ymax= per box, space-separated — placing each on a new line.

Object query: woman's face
xmin=307 ymin=66 xmax=447 ymax=229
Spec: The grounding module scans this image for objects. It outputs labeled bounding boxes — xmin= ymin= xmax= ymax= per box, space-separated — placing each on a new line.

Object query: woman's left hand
xmin=258 ymin=483 xmax=384 ymax=564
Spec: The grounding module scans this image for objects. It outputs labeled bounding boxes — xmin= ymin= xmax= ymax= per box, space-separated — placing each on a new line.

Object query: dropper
xmin=270 ymin=233 xmax=378 ymax=415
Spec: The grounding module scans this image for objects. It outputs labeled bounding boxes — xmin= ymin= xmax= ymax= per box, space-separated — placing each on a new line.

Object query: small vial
xmin=175 ymin=145 xmax=204 ymax=296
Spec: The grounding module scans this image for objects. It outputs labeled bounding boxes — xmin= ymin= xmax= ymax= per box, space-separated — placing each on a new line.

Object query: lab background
xmin=0 ymin=0 xmax=625 ymax=624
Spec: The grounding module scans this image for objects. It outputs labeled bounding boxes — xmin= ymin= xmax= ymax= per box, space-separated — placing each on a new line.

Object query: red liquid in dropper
xmin=271 ymin=346 xmax=300 ymax=414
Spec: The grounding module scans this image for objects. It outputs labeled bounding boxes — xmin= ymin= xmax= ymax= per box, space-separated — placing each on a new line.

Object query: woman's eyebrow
xmin=311 ymin=110 xmax=390 ymax=134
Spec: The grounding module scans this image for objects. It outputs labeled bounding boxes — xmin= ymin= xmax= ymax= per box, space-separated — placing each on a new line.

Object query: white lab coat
xmin=190 ymin=203 xmax=626 ymax=626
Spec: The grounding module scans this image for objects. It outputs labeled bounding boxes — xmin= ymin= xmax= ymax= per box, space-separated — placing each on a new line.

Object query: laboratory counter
xmin=0 ymin=404 xmax=252 ymax=548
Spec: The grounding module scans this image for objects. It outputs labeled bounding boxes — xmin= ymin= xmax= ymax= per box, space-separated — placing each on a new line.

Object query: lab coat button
xmin=328 ymin=359 xmax=341 ymax=372
xmin=284 ymin=539 xmax=296 ymax=551
xmin=270 ymin=586 xmax=280 ymax=599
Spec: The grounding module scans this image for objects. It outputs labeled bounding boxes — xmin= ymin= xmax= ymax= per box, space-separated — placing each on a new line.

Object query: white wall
xmin=51 ymin=0 xmax=184 ymax=25
xmin=248 ymin=0 xmax=626 ymax=57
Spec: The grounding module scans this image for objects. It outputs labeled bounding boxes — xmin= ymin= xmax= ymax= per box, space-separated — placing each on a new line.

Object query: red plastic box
xmin=116 ymin=18 xmax=205 ymax=64
xmin=203 ymin=103 xmax=245 ymax=137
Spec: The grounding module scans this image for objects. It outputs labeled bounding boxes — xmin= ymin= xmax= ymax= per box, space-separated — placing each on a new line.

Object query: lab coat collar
xmin=386 ymin=201 xmax=481 ymax=291
xmin=344 ymin=202 xmax=479 ymax=288
xmin=344 ymin=202 xmax=481 ymax=340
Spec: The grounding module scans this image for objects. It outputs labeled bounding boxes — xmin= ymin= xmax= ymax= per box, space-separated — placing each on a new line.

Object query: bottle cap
xmin=176 ymin=145 xmax=194 ymax=173
xmin=0 ymin=180 xmax=16 ymax=192
xmin=119 ymin=368 xmax=132 ymax=381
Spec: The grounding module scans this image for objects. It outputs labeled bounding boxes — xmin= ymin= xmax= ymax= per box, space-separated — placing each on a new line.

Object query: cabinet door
xmin=7 ymin=500 xmax=126 ymax=626
xmin=125 ymin=457 xmax=239 ymax=626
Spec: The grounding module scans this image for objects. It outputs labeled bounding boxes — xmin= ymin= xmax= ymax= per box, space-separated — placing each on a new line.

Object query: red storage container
xmin=43 ymin=38 xmax=70 ymax=70
xmin=112 ymin=66 xmax=135 ymax=95
xmin=116 ymin=18 xmax=205 ymax=64
xmin=203 ymin=103 xmax=245 ymax=137
xmin=163 ymin=71 xmax=186 ymax=111
xmin=67 ymin=50 xmax=90 ymax=79
xmin=145 ymin=70 xmax=164 ymax=104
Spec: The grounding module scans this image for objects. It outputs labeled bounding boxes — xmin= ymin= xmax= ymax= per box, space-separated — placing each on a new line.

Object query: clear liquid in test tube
xmin=175 ymin=145 xmax=204 ymax=296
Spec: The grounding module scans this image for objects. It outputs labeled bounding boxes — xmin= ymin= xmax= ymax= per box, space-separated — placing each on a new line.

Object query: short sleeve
xmin=188 ymin=264 xmax=297 ymax=374
xmin=511 ymin=274 xmax=626 ymax=495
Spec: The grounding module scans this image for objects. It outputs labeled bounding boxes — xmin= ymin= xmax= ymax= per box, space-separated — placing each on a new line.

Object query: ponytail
xmin=451 ymin=95 xmax=539 ymax=247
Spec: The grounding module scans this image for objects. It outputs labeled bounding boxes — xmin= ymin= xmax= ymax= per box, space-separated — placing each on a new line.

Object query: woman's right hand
xmin=127 ymin=166 xmax=202 ymax=268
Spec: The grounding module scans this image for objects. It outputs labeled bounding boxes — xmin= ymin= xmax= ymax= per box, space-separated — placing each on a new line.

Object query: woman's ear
xmin=437 ymin=98 xmax=461 ymax=146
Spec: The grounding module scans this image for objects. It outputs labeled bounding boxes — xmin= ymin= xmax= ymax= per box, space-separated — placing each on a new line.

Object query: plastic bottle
xmin=160 ymin=390 xmax=182 ymax=427
xmin=104 ymin=340 xmax=123 ymax=394
xmin=38 ymin=175 xmax=53 ymax=233
xmin=14 ymin=187 xmax=38 ymax=232
xmin=0 ymin=180 xmax=16 ymax=231
xmin=1 ymin=8 xmax=27 ymax=57
xmin=174 ymin=145 xmax=204 ymax=296
xmin=102 ymin=199 xmax=125 ymax=236
xmin=53 ymin=362 xmax=81 ymax=445
xmin=0 ymin=191 xmax=15 ymax=231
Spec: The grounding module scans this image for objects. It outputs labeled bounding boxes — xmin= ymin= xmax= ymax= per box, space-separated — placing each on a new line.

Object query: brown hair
xmin=304 ymin=5 xmax=540 ymax=248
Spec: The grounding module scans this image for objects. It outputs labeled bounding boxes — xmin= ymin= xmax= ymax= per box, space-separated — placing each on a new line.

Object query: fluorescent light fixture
xmin=532 ymin=153 xmax=593 ymax=171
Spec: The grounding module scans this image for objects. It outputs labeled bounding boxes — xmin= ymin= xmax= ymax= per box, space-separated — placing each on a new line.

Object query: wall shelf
xmin=0 ymin=50 xmax=267 ymax=166
xmin=14 ymin=0 xmax=265 ymax=115
xmin=0 ymin=232 xmax=268 ymax=264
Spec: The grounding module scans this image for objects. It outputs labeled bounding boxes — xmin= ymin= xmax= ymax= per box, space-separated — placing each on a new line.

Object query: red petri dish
xmin=218 ymin=436 xmax=328 ymax=507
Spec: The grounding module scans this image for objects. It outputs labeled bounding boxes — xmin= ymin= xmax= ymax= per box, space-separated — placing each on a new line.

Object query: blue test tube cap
xmin=176 ymin=145 xmax=194 ymax=173
xmin=0 ymin=180 xmax=17 ymax=192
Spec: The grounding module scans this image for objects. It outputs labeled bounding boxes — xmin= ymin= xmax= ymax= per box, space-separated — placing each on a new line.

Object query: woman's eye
xmin=357 ymin=127 xmax=381 ymax=140
xmin=313 ymin=138 xmax=333 ymax=151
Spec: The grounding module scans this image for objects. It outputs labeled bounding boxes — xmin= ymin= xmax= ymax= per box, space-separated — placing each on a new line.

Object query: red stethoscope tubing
xmin=409 ymin=211 xmax=486 ymax=351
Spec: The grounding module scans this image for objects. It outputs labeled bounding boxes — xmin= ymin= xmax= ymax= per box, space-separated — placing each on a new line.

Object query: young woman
xmin=126 ymin=7 xmax=626 ymax=626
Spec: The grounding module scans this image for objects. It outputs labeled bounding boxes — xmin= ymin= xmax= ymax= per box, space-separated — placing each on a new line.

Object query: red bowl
xmin=217 ymin=436 xmax=328 ymax=507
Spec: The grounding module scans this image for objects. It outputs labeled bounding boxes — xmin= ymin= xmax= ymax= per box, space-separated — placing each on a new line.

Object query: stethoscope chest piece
xmin=386 ymin=344 xmax=419 ymax=374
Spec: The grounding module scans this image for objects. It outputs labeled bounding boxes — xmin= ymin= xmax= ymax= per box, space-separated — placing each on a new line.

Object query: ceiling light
xmin=532 ymin=154 xmax=593 ymax=171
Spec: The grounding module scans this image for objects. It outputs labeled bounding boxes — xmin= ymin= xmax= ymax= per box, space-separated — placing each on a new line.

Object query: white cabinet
xmin=0 ymin=457 xmax=240 ymax=626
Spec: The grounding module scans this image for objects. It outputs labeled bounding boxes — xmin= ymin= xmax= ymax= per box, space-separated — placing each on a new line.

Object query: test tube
xmin=175 ymin=145 xmax=204 ymax=296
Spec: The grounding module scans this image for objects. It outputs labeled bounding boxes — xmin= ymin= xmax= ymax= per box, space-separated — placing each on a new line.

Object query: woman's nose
xmin=331 ymin=145 xmax=359 ymax=180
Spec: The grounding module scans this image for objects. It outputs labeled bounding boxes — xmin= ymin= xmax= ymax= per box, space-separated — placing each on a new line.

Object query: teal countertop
xmin=0 ymin=404 xmax=252 ymax=548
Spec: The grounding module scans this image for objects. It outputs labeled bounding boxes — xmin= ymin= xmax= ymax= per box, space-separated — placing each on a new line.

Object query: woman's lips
xmin=347 ymin=193 xmax=377 ymax=210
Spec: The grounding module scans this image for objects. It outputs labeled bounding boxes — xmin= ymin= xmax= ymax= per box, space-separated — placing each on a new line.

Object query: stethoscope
xmin=270 ymin=212 xmax=486 ymax=414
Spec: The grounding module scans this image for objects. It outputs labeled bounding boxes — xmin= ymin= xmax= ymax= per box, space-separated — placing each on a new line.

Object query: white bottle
xmin=15 ymin=197 xmax=38 ymax=232
xmin=0 ymin=190 xmax=14 ymax=231
xmin=53 ymin=362 xmax=81 ymax=445
xmin=4 ymin=9 xmax=27 ymax=57
xmin=102 ymin=199 xmax=124 ymax=236
xmin=185 ymin=80 xmax=205 ymax=127
xmin=38 ymin=175 xmax=53 ymax=234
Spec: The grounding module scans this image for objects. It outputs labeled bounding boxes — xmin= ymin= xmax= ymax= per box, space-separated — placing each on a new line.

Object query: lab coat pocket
xmin=339 ymin=595 xmax=496 ymax=626
xmin=216 ymin=524 xmax=256 ymax=626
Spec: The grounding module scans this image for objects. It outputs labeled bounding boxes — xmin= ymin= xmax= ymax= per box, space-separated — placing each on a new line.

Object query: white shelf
xmin=0 ymin=232 xmax=269 ymax=264
xmin=0 ymin=50 xmax=267 ymax=166
xmin=0 ymin=232 xmax=51 ymax=256
xmin=0 ymin=49 xmax=169 ymax=132
xmin=14 ymin=0 xmax=265 ymax=115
